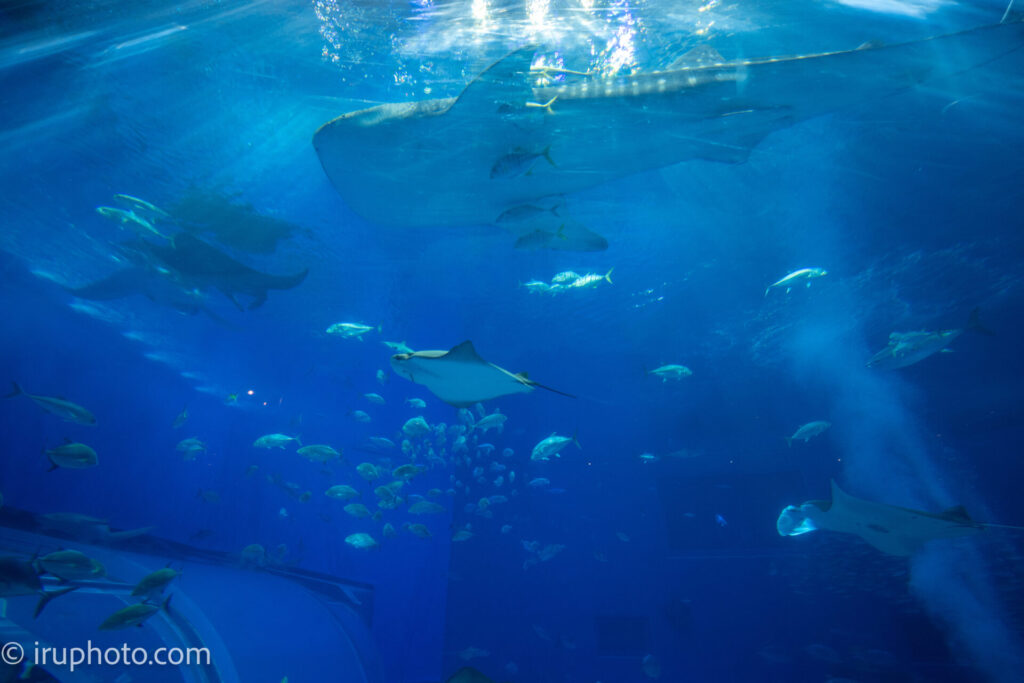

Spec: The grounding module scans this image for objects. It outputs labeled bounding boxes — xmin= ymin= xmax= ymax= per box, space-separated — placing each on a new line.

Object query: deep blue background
xmin=2 ymin=1 xmax=1023 ymax=682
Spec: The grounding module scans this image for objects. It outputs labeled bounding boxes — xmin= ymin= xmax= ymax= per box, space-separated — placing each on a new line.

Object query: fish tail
xmin=967 ymin=308 xmax=995 ymax=336
xmin=785 ymin=437 xmax=792 ymax=448
xmin=572 ymin=430 xmax=582 ymax=450
xmin=542 ymin=146 xmax=557 ymax=168
xmin=604 ymin=267 xmax=614 ymax=285
xmin=35 ymin=586 xmax=78 ymax=618
xmin=550 ymin=205 xmax=561 ymax=217
xmin=295 ymin=435 xmax=302 ymax=447
xmin=5 ymin=382 xmax=23 ymax=399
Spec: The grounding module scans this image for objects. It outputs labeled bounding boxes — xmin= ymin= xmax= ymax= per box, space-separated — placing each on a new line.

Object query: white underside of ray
xmin=403 ymin=357 xmax=533 ymax=406
xmin=814 ymin=481 xmax=980 ymax=556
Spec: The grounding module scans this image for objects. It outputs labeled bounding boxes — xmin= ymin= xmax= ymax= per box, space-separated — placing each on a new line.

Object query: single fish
xmin=786 ymin=421 xmax=831 ymax=446
xmin=172 ymin=405 xmax=189 ymax=429
xmin=44 ymin=440 xmax=98 ymax=470
xmin=474 ymin=410 xmax=507 ymax=434
xmin=5 ymin=383 xmax=96 ymax=425
xmin=130 ymin=567 xmax=179 ymax=599
xmin=297 ymin=444 xmax=342 ymax=462
xmin=345 ymin=532 xmax=378 ymax=550
xmin=37 ymin=549 xmax=105 ymax=581
xmin=531 ymin=432 xmax=580 ymax=461
xmin=764 ymin=267 xmax=828 ymax=296
xmin=99 ymin=597 xmax=170 ymax=630
xmin=325 ymin=484 xmax=360 ymax=500
xmin=253 ymin=433 xmax=302 ymax=449
xmin=326 ymin=322 xmax=380 ymax=340
xmin=490 ymin=146 xmax=556 ymax=179
xmin=496 ymin=204 xmax=560 ymax=223
xmin=646 ymin=364 xmax=692 ymax=382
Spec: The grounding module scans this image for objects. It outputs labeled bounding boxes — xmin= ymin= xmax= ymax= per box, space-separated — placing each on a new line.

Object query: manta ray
xmin=776 ymin=479 xmax=1023 ymax=556
xmin=63 ymin=266 xmax=230 ymax=322
xmin=390 ymin=341 xmax=574 ymax=406
xmin=314 ymin=17 xmax=1024 ymax=243
xmin=129 ymin=233 xmax=308 ymax=310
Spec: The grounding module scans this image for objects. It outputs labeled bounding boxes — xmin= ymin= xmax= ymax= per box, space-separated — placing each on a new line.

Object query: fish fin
xmin=47 ymin=461 xmax=59 ymax=472
xmin=785 ymin=287 xmax=791 ymax=294
xmin=764 ymin=287 xmax=771 ymax=297
xmin=444 ymin=341 xmax=486 ymax=363
xmin=34 ymin=586 xmax=78 ymax=618
xmin=542 ymin=146 xmax=557 ymax=168
xmin=604 ymin=267 xmax=614 ymax=284
xmin=4 ymin=382 xmax=23 ymax=398
xmin=967 ymin=307 xmax=994 ymax=336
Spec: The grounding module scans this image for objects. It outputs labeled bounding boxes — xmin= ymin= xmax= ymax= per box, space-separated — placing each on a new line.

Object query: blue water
xmin=2 ymin=1 xmax=1023 ymax=682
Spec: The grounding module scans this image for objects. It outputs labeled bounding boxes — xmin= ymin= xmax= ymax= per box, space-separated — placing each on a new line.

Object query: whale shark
xmin=314 ymin=18 xmax=1023 ymax=245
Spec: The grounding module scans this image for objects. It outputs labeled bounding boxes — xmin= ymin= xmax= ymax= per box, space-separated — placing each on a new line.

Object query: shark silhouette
xmin=129 ymin=233 xmax=308 ymax=310
xmin=314 ymin=18 xmax=1023 ymax=241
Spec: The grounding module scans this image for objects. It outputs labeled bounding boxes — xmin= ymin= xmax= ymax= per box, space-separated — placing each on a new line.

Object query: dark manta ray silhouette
xmin=133 ymin=233 xmax=308 ymax=310
xmin=65 ymin=267 xmax=219 ymax=317
xmin=314 ymin=17 xmax=1024 ymax=240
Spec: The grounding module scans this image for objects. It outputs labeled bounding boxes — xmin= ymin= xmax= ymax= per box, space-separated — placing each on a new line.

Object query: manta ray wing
xmin=824 ymin=480 xmax=982 ymax=556
xmin=395 ymin=341 xmax=572 ymax=406
xmin=140 ymin=234 xmax=307 ymax=309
